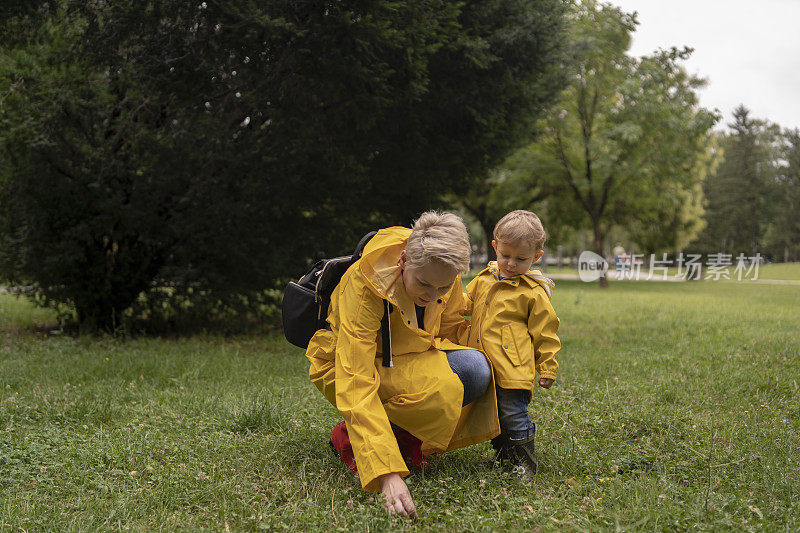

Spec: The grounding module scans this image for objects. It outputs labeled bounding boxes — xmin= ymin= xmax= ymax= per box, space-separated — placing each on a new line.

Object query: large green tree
xmin=762 ymin=129 xmax=800 ymax=261
xmin=453 ymin=1 xmax=717 ymax=275
xmin=0 ymin=0 xmax=568 ymax=329
xmin=527 ymin=1 xmax=717 ymax=284
xmin=693 ymin=106 xmax=781 ymax=256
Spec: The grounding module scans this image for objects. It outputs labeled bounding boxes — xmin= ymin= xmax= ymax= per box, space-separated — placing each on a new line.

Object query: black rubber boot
xmin=507 ymin=431 xmax=537 ymax=477
xmin=485 ymin=434 xmax=511 ymax=467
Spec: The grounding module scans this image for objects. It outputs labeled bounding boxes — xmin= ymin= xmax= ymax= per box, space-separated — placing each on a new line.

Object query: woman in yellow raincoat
xmin=306 ymin=211 xmax=499 ymax=518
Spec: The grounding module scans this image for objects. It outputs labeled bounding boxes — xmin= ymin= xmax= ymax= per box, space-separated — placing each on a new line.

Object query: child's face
xmin=492 ymin=239 xmax=543 ymax=278
xmin=400 ymin=251 xmax=456 ymax=307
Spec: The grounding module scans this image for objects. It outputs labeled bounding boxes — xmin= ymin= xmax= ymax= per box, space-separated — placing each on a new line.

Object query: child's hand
xmin=538 ymin=378 xmax=554 ymax=389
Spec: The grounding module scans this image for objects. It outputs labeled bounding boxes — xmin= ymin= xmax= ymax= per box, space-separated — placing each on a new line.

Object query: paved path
xmin=547 ymin=272 xmax=682 ymax=282
xmin=545 ymin=273 xmax=800 ymax=285
xmin=727 ymin=278 xmax=800 ymax=286
xmin=0 ymin=286 xmax=31 ymax=294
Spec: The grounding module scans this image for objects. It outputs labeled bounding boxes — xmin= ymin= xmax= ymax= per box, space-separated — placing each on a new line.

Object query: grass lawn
xmin=1 ymin=281 xmax=799 ymax=531
xmin=757 ymin=263 xmax=800 ymax=281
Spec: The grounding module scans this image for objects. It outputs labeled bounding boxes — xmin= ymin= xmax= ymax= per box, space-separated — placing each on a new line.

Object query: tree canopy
xmin=461 ymin=0 xmax=718 ymax=281
xmin=766 ymin=129 xmax=800 ymax=261
xmin=0 ymin=0 xmax=569 ymax=329
xmin=691 ymin=106 xmax=785 ymax=257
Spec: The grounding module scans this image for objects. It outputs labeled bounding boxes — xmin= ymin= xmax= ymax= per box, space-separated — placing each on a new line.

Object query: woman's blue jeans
xmin=445 ymin=349 xmax=492 ymax=406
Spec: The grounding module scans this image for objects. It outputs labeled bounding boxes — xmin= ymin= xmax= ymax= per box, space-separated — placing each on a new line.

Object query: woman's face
xmin=400 ymin=251 xmax=457 ymax=307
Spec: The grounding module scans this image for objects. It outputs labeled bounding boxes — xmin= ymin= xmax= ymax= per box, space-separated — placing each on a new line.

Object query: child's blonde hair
xmin=493 ymin=210 xmax=547 ymax=252
xmin=405 ymin=211 xmax=471 ymax=274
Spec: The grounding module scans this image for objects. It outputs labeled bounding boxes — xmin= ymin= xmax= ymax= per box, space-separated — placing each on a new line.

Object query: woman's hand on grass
xmin=538 ymin=378 xmax=554 ymax=389
xmin=379 ymin=473 xmax=417 ymax=519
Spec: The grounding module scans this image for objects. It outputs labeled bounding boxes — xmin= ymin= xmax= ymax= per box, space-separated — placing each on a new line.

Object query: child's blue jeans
xmin=496 ymin=386 xmax=534 ymax=440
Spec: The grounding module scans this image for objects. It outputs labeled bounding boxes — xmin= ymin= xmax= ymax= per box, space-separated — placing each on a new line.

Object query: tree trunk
xmin=593 ymin=217 xmax=608 ymax=287
xmin=479 ymin=218 xmax=497 ymax=263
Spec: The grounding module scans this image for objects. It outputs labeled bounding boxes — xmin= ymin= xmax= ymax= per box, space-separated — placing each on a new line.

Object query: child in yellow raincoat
xmin=462 ymin=210 xmax=561 ymax=476
xmin=306 ymin=211 xmax=500 ymax=519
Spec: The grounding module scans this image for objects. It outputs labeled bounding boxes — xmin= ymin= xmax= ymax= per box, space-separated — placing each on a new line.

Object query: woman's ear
xmin=399 ymin=249 xmax=407 ymax=268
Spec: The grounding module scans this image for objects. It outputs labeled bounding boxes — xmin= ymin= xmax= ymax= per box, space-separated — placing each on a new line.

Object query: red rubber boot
xmin=393 ymin=427 xmax=428 ymax=470
xmin=329 ymin=421 xmax=358 ymax=472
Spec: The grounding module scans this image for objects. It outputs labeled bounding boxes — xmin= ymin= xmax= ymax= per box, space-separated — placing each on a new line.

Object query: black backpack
xmin=281 ymin=231 xmax=393 ymax=367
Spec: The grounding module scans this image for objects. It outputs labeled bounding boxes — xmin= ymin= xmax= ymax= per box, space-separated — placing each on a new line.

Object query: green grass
xmin=0 ymin=291 xmax=60 ymax=331
xmin=1 ymin=282 xmax=799 ymax=531
xmin=757 ymin=263 xmax=800 ymax=280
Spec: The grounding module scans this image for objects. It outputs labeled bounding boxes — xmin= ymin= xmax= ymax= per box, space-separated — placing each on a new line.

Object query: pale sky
xmin=608 ymin=0 xmax=800 ymax=132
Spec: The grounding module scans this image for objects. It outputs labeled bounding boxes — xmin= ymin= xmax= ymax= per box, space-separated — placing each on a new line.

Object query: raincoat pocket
xmin=501 ymin=325 xmax=522 ymax=367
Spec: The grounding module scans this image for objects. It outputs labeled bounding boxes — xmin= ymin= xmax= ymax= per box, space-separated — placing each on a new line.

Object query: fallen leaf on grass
xmin=564 ymin=477 xmax=579 ymax=488
xmin=523 ymin=505 xmax=535 ymax=514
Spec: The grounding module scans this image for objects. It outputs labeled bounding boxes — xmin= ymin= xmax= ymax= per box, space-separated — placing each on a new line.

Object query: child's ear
xmin=535 ymin=250 xmax=544 ymax=262
xmin=491 ymin=240 xmax=497 ymax=253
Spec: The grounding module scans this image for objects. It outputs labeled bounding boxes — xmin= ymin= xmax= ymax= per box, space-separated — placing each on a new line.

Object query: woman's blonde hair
xmin=405 ymin=211 xmax=471 ymax=274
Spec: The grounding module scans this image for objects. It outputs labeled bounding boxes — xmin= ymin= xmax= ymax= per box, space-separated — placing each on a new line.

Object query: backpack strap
xmin=355 ymin=230 xmax=391 ymax=367
xmin=381 ymin=300 xmax=393 ymax=367
xmin=354 ymin=231 xmax=378 ymax=258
